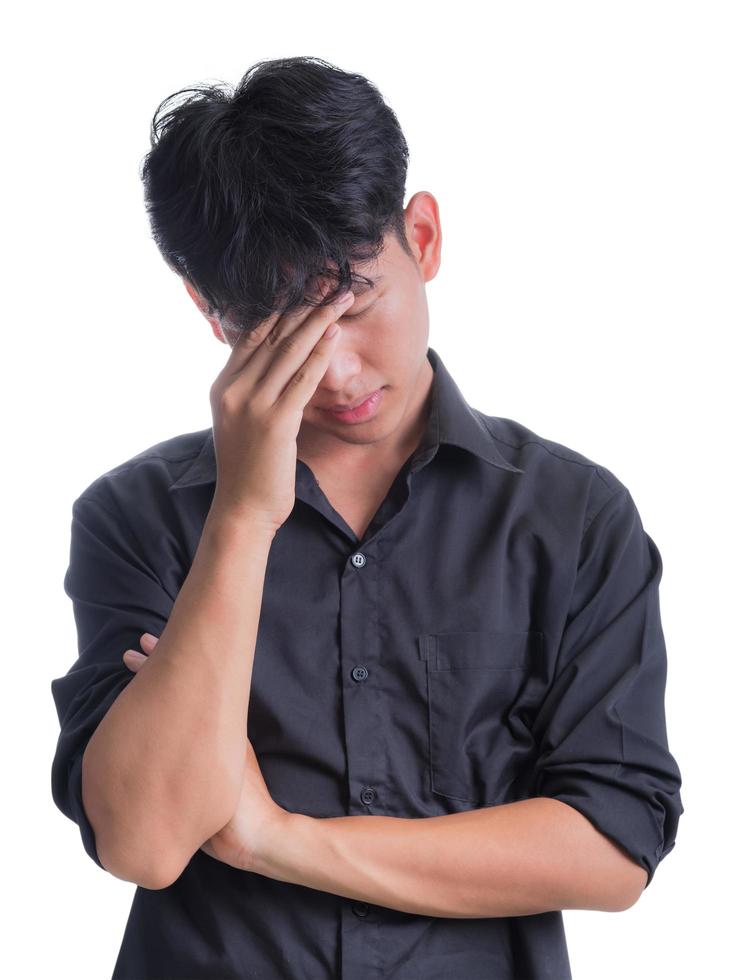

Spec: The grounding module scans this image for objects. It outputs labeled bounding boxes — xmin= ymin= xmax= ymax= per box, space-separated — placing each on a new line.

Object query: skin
xmin=120 ymin=191 xmax=647 ymax=909
xmin=123 ymin=633 xmax=279 ymax=871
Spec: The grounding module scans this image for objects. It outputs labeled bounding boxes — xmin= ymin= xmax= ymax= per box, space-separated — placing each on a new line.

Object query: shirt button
xmin=352 ymin=901 xmax=370 ymax=917
xmin=351 ymin=665 xmax=369 ymax=682
xmin=351 ymin=552 xmax=367 ymax=568
xmin=360 ymin=786 xmax=376 ymax=806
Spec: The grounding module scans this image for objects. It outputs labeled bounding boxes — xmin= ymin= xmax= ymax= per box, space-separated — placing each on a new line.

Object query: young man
xmin=50 ymin=56 xmax=684 ymax=979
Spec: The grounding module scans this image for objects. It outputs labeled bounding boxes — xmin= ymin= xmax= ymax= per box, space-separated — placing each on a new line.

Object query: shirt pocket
xmin=418 ymin=629 xmax=543 ymax=805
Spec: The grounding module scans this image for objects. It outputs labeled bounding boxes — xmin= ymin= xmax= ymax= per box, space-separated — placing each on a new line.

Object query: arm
xmin=54 ymin=292 xmax=356 ymax=888
xmin=82 ymin=504 xmax=275 ymax=889
xmin=252 ymin=797 xmax=647 ymax=917
xmin=118 ymin=642 xmax=642 ymax=910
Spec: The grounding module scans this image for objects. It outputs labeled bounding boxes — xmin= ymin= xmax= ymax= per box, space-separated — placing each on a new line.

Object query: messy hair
xmin=139 ymin=55 xmax=412 ymax=335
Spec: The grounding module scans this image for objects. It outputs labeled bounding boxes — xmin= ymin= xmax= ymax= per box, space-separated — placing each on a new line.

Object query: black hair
xmin=139 ymin=55 xmax=413 ymax=335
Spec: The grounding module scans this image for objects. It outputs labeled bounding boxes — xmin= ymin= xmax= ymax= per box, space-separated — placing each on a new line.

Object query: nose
xmin=315 ymin=340 xmax=362 ymax=393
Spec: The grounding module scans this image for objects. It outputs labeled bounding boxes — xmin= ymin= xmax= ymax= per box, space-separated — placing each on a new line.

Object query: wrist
xmin=251 ymin=810 xmax=319 ymax=883
xmin=204 ymin=501 xmax=277 ymax=547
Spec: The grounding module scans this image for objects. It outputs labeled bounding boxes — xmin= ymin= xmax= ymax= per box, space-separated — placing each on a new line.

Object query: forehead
xmin=316 ymin=231 xmax=404 ymax=298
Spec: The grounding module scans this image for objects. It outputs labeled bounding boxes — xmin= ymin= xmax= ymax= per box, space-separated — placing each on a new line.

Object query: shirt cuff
xmin=535 ymin=769 xmax=672 ymax=889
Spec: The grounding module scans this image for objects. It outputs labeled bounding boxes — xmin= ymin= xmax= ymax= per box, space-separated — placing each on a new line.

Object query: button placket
xmin=339 ymin=539 xmax=388 ymax=970
xmin=343 ymin=548 xmax=383 ymax=813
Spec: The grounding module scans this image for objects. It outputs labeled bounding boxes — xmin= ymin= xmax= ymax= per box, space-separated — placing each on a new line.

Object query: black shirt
xmin=50 ymin=345 xmax=683 ymax=979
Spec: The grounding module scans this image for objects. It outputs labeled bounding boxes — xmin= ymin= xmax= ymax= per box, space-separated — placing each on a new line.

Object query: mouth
xmin=320 ymin=387 xmax=385 ymax=423
xmin=321 ymin=389 xmax=381 ymax=411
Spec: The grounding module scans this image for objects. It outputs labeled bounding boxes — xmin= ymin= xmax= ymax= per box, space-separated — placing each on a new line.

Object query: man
xmin=50 ymin=56 xmax=683 ymax=979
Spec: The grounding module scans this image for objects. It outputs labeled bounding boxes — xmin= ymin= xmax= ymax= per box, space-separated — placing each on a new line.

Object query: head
xmin=140 ymin=56 xmax=441 ymax=455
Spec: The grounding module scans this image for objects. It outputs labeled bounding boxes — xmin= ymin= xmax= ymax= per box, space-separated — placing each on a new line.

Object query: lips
xmin=322 ymin=389 xmax=380 ymax=411
xmin=320 ymin=387 xmax=385 ymax=423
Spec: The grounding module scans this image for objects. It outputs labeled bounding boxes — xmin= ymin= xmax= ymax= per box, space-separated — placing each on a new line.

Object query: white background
xmin=4 ymin=1 xmax=731 ymax=977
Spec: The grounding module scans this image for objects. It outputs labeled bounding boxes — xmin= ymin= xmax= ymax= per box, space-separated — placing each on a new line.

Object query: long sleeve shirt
xmin=50 ymin=344 xmax=684 ymax=979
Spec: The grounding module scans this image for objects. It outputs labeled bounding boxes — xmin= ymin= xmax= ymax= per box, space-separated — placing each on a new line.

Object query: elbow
xmin=137 ymin=858 xmax=187 ymax=891
xmin=601 ymin=863 xmax=648 ymax=912
xmin=82 ymin=752 xmax=188 ymax=890
xmin=621 ymin=867 xmax=649 ymax=911
xmin=96 ymin=830 xmax=187 ymax=890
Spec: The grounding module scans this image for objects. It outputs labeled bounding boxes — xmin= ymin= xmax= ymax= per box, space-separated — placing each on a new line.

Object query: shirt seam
xmin=484 ymin=423 xmax=617 ymax=492
xmin=78 ymin=449 xmax=206 ymax=499
xmin=96 ymin=450 xmax=204 ymax=483
xmin=580 ymin=486 xmax=628 ymax=540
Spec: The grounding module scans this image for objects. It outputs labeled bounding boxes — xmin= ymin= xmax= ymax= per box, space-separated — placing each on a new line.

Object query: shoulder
xmin=476 ymin=412 xmax=631 ymax=532
xmin=72 ymin=427 xmax=212 ymax=513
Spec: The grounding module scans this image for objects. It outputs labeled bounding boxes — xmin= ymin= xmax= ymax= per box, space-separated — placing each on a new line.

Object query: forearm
xmin=253 ymin=797 xmax=646 ymax=917
xmin=83 ymin=503 xmax=275 ymax=887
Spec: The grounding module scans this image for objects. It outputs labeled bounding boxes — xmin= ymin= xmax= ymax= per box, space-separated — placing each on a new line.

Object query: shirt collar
xmin=413 ymin=346 xmax=524 ymax=474
xmin=171 ymin=345 xmax=523 ymax=491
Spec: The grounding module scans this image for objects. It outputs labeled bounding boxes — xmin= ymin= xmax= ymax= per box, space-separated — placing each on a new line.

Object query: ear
xmin=182 ymin=278 xmax=228 ymax=344
xmin=403 ymin=191 xmax=442 ymax=286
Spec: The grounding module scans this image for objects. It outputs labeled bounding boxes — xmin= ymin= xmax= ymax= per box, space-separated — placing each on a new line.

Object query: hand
xmin=208 ymin=284 xmax=355 ymax=531
xmin=122 ymin=633 xmax=290 ymax=872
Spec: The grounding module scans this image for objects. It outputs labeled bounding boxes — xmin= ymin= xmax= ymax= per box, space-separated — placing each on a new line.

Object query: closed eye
xmin=341 ymin=306 xmax=373 ymax=321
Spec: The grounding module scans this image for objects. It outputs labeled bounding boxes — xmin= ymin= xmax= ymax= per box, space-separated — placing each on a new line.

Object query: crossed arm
xmin=122 ymin=635 xmax=646 ymax=914
xmin=252 ymin=797 xmax=647 ymax=917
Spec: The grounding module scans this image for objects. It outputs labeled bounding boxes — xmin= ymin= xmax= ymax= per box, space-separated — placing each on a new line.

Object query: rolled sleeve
xmin=531 ymin=485 xmax=684 ymax=889
xmin=50 ymin=490 xmax=174 ymax=869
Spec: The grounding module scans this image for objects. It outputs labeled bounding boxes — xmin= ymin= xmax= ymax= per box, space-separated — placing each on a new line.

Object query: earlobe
xmin=183 ymin=277 xmax=208 ymax=315
xmin=209 ymin=320 xmax=228 ymax=345
xmin=183 ymin=277 xmax=228 ymax=343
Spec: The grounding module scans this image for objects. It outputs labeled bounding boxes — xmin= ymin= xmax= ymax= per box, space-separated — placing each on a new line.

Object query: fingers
xmin=218 ymin=289 xmax=355 ymax=399
xmin=244 ymin=293 xmax=355 ymax=410
xmin=122 ymin=632 xmax=159 ymax=672
xmin=275 ymin=314 xmax=347 ymax=413
xmin=227 ymin=275 xmax=343 ymax=366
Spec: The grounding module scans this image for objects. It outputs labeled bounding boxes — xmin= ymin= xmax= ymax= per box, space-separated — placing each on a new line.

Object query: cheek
xmin=367 ymin=311 xmax=402 ymax=354
xmin=375 ymin=293 xmax=424 ymax=345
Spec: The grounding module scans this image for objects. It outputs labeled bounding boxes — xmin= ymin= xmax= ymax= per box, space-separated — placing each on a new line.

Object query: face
xmin=187 ymin=191 xmax=442 ymax=466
